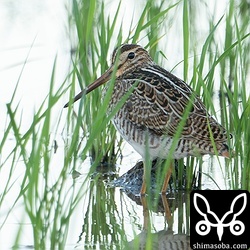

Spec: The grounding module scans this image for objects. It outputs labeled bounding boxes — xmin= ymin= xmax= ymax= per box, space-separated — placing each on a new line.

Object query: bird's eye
xmin=127 ymin=52 xmax=135 ymax=59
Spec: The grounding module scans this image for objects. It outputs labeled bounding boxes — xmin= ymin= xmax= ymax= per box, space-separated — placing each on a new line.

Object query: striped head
xmin=64 ymin=44 xmax=153 ymax=106
xmin=111 ymin=44 xmax=153 ymax=77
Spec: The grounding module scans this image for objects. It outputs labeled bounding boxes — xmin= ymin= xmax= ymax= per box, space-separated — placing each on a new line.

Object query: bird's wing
xmin=122 ymin=65 xmax=228 ymax=143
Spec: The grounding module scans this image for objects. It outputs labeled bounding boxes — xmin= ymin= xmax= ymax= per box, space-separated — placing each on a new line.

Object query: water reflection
xmin=127 ymin=228 xmax=190 ymax=250
xmin=114 ymin=159 xmax=201 ymax=195
xmin=126 ymin=192 xmax=190 ymax=249
xmin=76 ymin=169 xmax=124 ymax=249
xmin=76 ymin=162 xmax=192 ymax=250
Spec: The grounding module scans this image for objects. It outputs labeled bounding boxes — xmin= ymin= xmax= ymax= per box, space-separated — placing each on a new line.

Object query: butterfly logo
xmin=193 ymin=193 xmax=247 ymax=241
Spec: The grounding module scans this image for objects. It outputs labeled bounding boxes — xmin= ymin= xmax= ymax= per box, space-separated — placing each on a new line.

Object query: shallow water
xmin=0 ymin=1 xmax=232 ymax=249
xmin=0 ymin=137 xmax=228 ymax=249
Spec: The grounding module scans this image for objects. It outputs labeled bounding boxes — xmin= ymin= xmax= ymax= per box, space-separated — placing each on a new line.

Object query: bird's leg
xmin=140 ymin=182 xmax=147 ymax=196
xmin=140 ymin=195 xmax=150 ymax=230
xmin=140 ymin=161 xmax=150 ymax=229
xmin=161 ymin=161 xmax=173 ymax=194
xmin=140 ymin=160 xmax=151 ymax=196
xmin=161 ymin=195 xmax=173 ymax=227
xmin=140 ymin=163 xmax=147 ymax=196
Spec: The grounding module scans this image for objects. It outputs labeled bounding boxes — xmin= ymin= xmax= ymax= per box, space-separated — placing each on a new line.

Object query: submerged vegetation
xmin=0 ymin=0 xmax=249 ymax=248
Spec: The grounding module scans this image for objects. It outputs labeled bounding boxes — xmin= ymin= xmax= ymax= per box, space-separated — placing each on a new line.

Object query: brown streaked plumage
xmin=64 ymin=44 xmax=231 ymax=195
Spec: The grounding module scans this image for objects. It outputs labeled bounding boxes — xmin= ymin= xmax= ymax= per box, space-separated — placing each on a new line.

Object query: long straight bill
xmin=64 ymin=66 xmax=113 ymax=108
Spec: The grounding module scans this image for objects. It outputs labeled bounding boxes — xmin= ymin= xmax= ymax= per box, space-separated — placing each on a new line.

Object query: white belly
xmin=112 ymin=119 xmax=189 ymax=160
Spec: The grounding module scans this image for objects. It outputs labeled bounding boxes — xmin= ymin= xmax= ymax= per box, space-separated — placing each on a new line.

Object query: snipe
xmin=64 ymin=44 xmax=231 ymax=195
